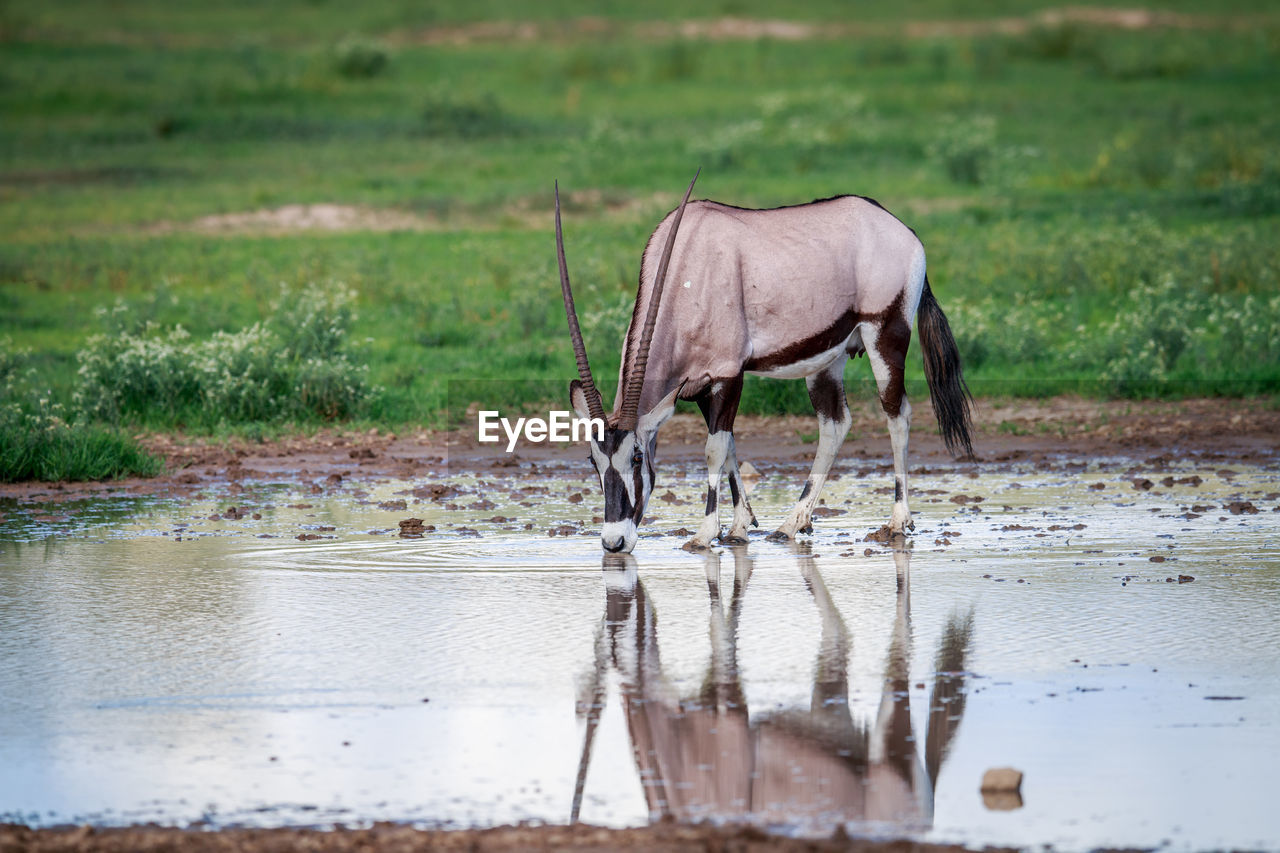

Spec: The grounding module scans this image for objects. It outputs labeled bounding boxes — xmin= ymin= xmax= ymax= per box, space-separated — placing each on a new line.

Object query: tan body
xmin=624 ymin=196 xmax=925 ymax=413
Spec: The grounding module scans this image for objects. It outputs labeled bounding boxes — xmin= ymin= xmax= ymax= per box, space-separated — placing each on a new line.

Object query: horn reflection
xmin=573 ymin=546 xmax=973 ymax=833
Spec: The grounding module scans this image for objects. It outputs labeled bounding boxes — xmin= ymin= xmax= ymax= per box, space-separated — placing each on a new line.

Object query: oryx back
xmin=622 ymin=196 xmax=927 ymax=408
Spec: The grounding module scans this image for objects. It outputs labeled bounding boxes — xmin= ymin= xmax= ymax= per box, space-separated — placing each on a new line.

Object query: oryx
xmin=557 ymin=171 xmax=973 ymax=554
xmin=571 ymin=546 xmax=973 ymax=826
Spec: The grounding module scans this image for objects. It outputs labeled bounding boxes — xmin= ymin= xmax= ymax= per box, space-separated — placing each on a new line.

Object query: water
xmin=1 ymin=454 xmax=1278 ymax=849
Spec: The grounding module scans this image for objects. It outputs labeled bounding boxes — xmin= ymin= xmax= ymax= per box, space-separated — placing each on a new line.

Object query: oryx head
xmin=557 ymin=173 xmax=698 ymax=553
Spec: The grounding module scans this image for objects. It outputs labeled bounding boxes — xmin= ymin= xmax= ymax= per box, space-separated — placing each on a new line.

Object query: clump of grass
xmin=75 ymin=284 xmax=372 ymax=428
xmin=929 ymin=116 xmax=997 ymax=186
xmin=420 ymin=92 xmax=523 ymax=138
xmin=1 ymin=341 xmax=162 ymax=482
xmin=1090 ymin=32 xmax=1208 ymax=80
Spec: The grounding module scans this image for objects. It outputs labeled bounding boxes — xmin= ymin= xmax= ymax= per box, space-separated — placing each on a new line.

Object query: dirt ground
xmin=0 ymin=822 xmax=1026 ymax=853
xmin=3 ymin=396 xmax=1277 ymax=505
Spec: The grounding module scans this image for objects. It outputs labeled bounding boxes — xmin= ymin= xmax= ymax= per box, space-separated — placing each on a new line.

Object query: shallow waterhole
xmin=1 ymin=455 xmax=1278 ymax=850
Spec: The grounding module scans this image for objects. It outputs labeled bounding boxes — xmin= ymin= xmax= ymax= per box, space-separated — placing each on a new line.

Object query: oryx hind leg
xmin=768 ymin=355 xmax=852 ymax=542
xmin=863 ymin=317 xmax=914 ymax=536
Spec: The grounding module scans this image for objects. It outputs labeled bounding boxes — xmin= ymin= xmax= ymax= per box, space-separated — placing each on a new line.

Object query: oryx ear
xmin=636 ymin=384 xmax=682 ymax=438
xmin=569 ymin=379 xmax=592 ymax=422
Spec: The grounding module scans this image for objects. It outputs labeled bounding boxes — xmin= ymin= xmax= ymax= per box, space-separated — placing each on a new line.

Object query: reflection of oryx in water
xmin=572 ymin=547 xmax=972 ymax=830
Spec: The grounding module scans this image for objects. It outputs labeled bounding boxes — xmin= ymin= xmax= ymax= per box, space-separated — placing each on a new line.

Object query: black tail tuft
xmin=917 ymin=278 xmax=974 ymax=459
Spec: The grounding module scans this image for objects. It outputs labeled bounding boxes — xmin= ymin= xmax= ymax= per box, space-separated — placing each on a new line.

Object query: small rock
xmin=398 ymin=518 xmax=432 ymax=538
xmin=863 ymin=525 xmax=893 ymax=543
xmin=981 ymin=767 xmax=1024 ymax=810
xmin=739 ymin=461 xmax=760 ymax=479
xmin=411 ymin=483 xmax=459 ymax=501
xmin=981 ymin=767 xmax=1023 ymax=793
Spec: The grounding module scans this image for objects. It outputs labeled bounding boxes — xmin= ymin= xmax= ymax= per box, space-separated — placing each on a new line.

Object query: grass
xmin=1 ymin=1 xmax=1279 ymax=479
xmin=0 ymin=419 xmax=164 ymax=483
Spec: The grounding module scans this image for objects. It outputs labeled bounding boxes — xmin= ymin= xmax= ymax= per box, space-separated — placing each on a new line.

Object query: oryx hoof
xmin=765 ymin=529 xmax=792 ymax=543
xmin=720 ymin=534 xmax=749 ymax=546
xmin=682 ymin=538 xmax=712 ymax=552
xmin=800 ymin=523 xmax=813 ymax=535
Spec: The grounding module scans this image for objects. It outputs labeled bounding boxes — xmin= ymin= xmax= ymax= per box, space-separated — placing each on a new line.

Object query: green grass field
xmin=2 ymin=1 xmax=1278 ymax=478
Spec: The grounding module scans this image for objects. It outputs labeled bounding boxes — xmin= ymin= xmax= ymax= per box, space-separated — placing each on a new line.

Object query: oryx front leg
xmin=865 ymin=319 xmax=914 ymax=537
xmin=769 ymin=358 xmax=851 ymax=542
xmin=685 ymin=430 xmax=732 ymax=551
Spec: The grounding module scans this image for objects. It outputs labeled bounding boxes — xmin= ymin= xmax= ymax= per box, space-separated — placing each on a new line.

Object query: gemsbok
xmin=557 ymin=171 xmax=973 ymax=554
xmin=571 ymin=546 xmax=973 ymax=828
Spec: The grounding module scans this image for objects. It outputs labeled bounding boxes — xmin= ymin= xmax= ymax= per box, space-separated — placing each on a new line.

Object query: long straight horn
xmin=556 ymin=181 xmax=606 ymax=422
xmin=618 ymin=168 xmax=700 ymax=430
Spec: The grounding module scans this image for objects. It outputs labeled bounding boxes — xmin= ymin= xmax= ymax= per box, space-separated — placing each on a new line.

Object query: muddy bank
xmin=0 ymin=822 xmax=1017 ymax=852
xmin=2 ymin=396 xmax=1276 ymax=504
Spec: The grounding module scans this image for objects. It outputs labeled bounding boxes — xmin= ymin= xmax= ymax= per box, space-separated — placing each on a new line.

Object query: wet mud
xmin=1 ymin=398 xmax=1278 ymax=851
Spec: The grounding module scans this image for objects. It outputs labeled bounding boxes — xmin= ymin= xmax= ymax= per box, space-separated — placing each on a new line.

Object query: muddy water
xmin=1 ymin=456 xmax=1278 ymax=850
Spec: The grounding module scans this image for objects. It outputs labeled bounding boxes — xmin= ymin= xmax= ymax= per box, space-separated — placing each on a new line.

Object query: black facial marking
xmin=602 ymin=467 xmax=633 ymax=524
xmin=705 ymin=487 xmax=718 ymax=516
xmin=631 ymin=456 xmax=646 ymax=524
xmin=895 ymin=478 xmax=904 ymax=503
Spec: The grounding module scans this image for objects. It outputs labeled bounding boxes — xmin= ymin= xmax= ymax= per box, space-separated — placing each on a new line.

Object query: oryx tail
xmin=917 ymin=277 xmax=974 ymax=459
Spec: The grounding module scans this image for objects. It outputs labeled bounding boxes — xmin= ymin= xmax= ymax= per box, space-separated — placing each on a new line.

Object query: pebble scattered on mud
xmin=397 ymin=518 xmax=430 ymax=537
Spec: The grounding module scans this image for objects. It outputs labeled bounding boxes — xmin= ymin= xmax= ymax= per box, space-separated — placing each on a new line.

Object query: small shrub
xmin=653 ymin=41 xmax=699 ymax=81
xmin=421 ymin=92 xmax=521 ymax=139
xmin=930 ymin=116 xmax=996 ymax=186
xmin=75 ymin=283 xmax=372 ymax=427
xmin=332 ymin=38 xmax=390 ymax=79
xmin=1016 ymin=23 xmax=1094 ymax=62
